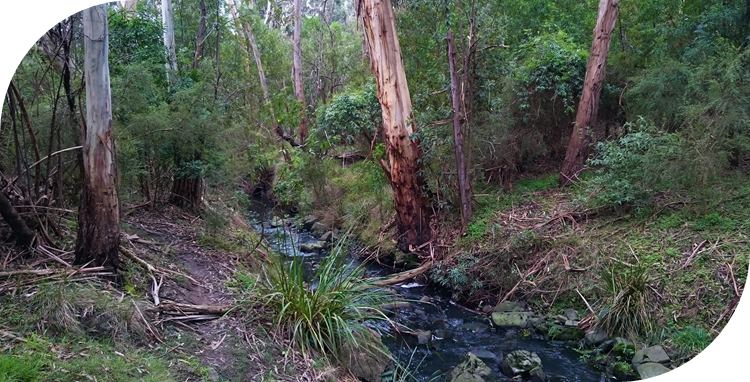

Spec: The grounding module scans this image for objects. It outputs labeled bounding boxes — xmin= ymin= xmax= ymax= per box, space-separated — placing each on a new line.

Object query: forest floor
xmin=0 ymin=205 xmax=347 ymax=382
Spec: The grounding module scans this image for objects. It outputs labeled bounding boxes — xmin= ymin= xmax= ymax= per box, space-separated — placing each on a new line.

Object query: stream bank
xmin=248 ymin=204 xmax=607 ymax=382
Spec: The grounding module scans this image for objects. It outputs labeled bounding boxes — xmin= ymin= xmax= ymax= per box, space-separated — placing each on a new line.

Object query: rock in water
xmin=299 ymin=241 xmax=326 ymax=252
xmin=302 ymin=215 xmax=318 ymax=228
xmin=311 ymin=221 xmax=327 ymax=236
xmin=501 ymin=350 xmax=543 ymax=377
xmin=492 ymin=311 xmax=533 ymax=328
xmin=449 ymin=353 xmax=492 ymax=382
xmin=493 ymin=301 xmax=527 ymax=312
xmin=635 ymin=363 xmax=671 ymax=379
xmin=339 ymin=331 xmax=393 ymax=382
xmin=632 ymin=345 xmax=670 ymax=365
xmin=584 ymin=327 xmax=609 ymax=346
xmin=415 ymin=330 xmax=432 ymax=345
xmin=320 ymin=231 xmax=334 ymax=242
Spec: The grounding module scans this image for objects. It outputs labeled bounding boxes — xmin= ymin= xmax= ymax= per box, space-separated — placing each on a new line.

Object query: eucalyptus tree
xmin=75 ymin=3 xmax=120 ymax=269
xmin=358 ymin=0 xmax=431 ymax=251
xmin=560 ymin=0 xmax=619 ymax=184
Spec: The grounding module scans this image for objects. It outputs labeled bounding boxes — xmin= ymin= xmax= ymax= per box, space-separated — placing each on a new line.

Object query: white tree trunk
xmin=161 ymin=0 xmax=178 ymax=86
xmin=76 ymin=4 xmax=120 ymax=269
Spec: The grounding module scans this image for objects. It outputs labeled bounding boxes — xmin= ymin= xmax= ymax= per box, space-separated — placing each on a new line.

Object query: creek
xmin=248 ymin=205 xmax=603 ymax=382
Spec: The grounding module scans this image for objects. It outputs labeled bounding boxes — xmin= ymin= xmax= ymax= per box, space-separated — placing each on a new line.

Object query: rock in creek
xmin=311 ymin=221 xmax=328 ymax=236
xmin=548 ymin=324 xmax=584 ymax=341
xmin=302 ymin=215 xmax=318 ymax=229
xmin=635 ymin=362 xmax=671 ymax=379
xmin=320 ymin=230 xmax=334 ymax=242
xmin=300 ymin=241 xmax=327 ymax=252
xmin=415 ymin=330 xmax=432 ymax=345
xmin=339 ymin=331 xmax=393 ymax=382
xmin=462 ymin=321 xmax=490 ymax=333
xmin=584 ymin=327 xmax=609 ymax=346
xmin=501 ymin=350 xmax=544 ymax=380
xmin=471 ymin=349 xmax=502 ymax=364
xmin=632 ymin=345 xmax=670 ymax=365
xmin=493 ymin=300 xmax=527 ymax=312
xmin=270 ymin=216 xmax=286 ymax=227
xmin=449 ymin=353 xmax=492 ymax=382
xmin=492 ymin=311 xmax=533 ymax=328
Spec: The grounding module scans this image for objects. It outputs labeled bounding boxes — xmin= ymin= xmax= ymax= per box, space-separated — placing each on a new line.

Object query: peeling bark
xmin=359 ymin=0 xmax=430 ymax=251
xmin=560 ymin=0 xmax=619 ymax=185
xmin=76 ymin=4 xmax=120 ymax=270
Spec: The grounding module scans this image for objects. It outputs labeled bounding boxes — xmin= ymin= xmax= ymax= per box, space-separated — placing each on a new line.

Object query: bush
xmin=258 ymin=246 xmax=392 ymax=359
xmin=583 ymin=118 xmax=702 ymax=209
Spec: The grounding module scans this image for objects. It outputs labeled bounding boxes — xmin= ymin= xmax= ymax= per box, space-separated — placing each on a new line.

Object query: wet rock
xmin=462 ymin=321 xmax=490 ymax=333
xmin=632 ymin=345 xmax=670 ymax=365
xmin=302 ymin=215 xmax=318 ymax=228
xmin=491 ymin=311 xmax=533 ymax=328
xmin=311 ymin=221 xmax=327 ymax=236
xmin=548 ymin=324 xmax=584 ymax=341
xmin=501 ymin=350 xmax=543 ymax=377
xmin=320 ymin=231 xmax=334 ymax=242
xmin=529 ymin=366 xmax=547 ymax=382
xmin=449 ymin=353 xmax=492 ymax=382
xmin=584 ymin=327 xmax=609 ymax=346
xmin=563 ymin=309 xmax=579 ymax=321
xmin=493 ymin=301 xmax=527 ymax=312
xmin=270 ymin=216 xmax=286 ymax=227
xmin=635 ymin=362 xmax=671 ymax=379
xmin=339 ymin=331 xmax=393 ymax=382
xmin=433 ymin=329 xmax=449 ymax=340
xmin=471 ymin=349 xmax=501 ymax=364
xmin=381 ymin=301 xmax=412 ymax=311
xmin=300 ymin=241 xmax=326 ymax=252
xmin=414 ymin=330 xmax=432 ymax=345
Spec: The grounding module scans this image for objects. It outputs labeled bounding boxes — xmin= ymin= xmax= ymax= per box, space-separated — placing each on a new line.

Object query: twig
xmin=575 ymin=288 xmax=596 ymax=316
xmin=680 ymin=240 xmax=708 ymax=269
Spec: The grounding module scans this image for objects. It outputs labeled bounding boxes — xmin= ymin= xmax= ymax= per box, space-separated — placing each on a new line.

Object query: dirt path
xmin=123 ymin=206 xmax=326 ymax=382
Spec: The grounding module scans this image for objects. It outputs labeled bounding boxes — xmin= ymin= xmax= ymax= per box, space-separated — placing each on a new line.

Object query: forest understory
xmin=2 ymin=0 xmax=749 ymax=381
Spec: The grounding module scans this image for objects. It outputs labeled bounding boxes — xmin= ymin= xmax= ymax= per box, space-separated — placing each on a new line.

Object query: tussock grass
xmin=597 ymin=266 xmax=653 ymax=337
xmin=258 ymin=240 xmax=393 ymax=360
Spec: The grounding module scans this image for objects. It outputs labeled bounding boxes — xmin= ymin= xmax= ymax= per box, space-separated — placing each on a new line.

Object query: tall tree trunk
xmin=192 ymin=0 xmax=208 ymax=69
xmin=559 ymin=0 xmax=619 ymax=185
xmin=161 ymin=0 xmax=179 ymax=86
xmin=0 ymin=191 xmax=35 ymax=247
xmin=76 ymin=4 xmax=120 ymax=270
xmin=447 ymin=30 xmax=472 ymax=230
xmin=293 ymin=0 xmax=308 ymax=144
xmin=359 ymin=0 xmax=431 ymax=251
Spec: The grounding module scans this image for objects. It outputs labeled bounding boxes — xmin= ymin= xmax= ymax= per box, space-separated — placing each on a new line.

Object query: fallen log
xmin=370 ymin=260 xmax=433 ymax=287
xmin=155 ymin=301 xmax=231 ymax=315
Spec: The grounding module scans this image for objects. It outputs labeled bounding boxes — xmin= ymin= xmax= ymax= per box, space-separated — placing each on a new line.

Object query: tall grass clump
xmin=258 ymin=243 xmax=393 ymax=359
xmin=597 ymin=266 xmax=653 ymax=338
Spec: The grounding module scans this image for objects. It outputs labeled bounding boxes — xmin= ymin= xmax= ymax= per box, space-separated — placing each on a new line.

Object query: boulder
xmin=339 ymin=331 xmax=393 ymax=382
xmin=584 ymin=327 xmax=609 ymax=346
xmin=493 ymin=301 xmax=527 ymax=312
xmin=311 ymin=221 xmax=328 ymax=236
xmin=528 ymin=366 xmax=547 ymax=382
xmin=415 ymin=330 xmax=432 ymax=345
xmin=633 ymin=345 xmax=670 ymax=365
xmin=470 ymin=349 xmax=502 ymax=364
xmin=491 ymin=311 xmax=533 ymax=328
xmin=462 ymin=321 xmax=490 ymax=333
xmin=449 ymin=353 xmax=492 ymax=382
xmin=270 ymin=216 xmax=286 ymax=227
xmin=300 ymin=241 xmax=326 ymax=252
xmin=563 ymin=308 xmax=579 ymax=321
xmin=302 ymin=215 xmax=318 ymax=229
xmin=320 ymin=231 xmax=334 ymax=242
xmin=635 ymin=362 xmax=671 ymax=379
xmin=501 ymin=350 xmax=543 ymax=377
xmin=548 ymin=324 xmax=584 ymax=341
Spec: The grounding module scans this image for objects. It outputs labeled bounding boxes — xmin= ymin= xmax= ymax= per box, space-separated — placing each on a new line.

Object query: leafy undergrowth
xmin=433 ymin=172 xmax=749 ymax=365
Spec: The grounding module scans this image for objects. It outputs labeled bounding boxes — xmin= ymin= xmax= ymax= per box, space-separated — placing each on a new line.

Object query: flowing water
xmin=248 ymin=206 xmax=603 ymax=382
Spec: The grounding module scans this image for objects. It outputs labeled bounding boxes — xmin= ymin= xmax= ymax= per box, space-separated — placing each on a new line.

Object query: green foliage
xmin=584 ymin=118 xmax=702 ymax=209
xmin=0 ymin=354 xmax=41 ymax=382
xmin=314 ymin=83 xmax=381 ymax=152
xmin=670 ymin=325 xmax=712 ymax=356
xmin=258 ymin=248 xmax=392 ymax=359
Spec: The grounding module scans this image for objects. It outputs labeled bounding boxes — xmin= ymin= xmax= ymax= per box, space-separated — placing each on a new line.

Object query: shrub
xmin=258 ymin=245 xmax=392 ymax=360
xmin=583 ymin=118 xmax=702 ymax=209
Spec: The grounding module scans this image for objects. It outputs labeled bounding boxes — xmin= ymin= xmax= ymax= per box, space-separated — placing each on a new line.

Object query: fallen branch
xmin=156 ymin=301 xmax=231 ymax=315
xmin=370 ymin=261 xmax=433 ymax=287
